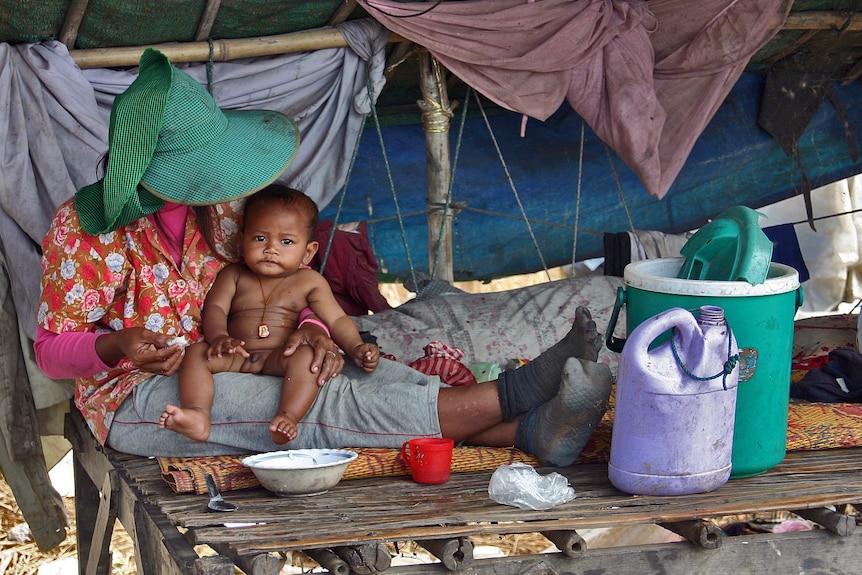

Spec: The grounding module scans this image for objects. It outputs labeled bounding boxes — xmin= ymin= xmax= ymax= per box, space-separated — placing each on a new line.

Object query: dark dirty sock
xmin=497 ymin=306 xmax=603 ymax=421
xmin=515 ymin=357 xmax=613 ymax=467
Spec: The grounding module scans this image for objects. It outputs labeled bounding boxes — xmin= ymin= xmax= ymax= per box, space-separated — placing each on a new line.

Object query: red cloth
xmin=311 ymin=220 xmax=391 ymax=316
xmin=408 ymin=341 xmax=478 ymax=387
xmin=792 ymin=353 xmax=831 ymax=372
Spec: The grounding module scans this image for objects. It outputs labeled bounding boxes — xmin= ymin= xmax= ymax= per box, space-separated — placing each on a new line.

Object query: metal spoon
xmin=205 ymin=473 xmax=238 ymax=512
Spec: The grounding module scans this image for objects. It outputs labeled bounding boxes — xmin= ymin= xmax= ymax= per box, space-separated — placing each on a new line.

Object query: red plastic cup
xmin=401 ymin=438 xmax=455 ymax=484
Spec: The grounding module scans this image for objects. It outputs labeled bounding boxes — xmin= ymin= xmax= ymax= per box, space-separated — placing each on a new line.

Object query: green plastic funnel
xmin=677 ymin=206 xmax=774 ymax=284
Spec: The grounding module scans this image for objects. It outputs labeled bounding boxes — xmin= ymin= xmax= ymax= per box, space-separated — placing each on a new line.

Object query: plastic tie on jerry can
xmin=609 ymin=306 xmax=739 ymax=496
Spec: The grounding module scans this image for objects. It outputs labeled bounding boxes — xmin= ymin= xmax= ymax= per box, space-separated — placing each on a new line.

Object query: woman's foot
xmin=159 ymin=404 xmax=212 ymax=442
xmin=497 ymin=306 xmax=604 ymax=421
xmin=515 ymin=357 xmax=612 ymax=467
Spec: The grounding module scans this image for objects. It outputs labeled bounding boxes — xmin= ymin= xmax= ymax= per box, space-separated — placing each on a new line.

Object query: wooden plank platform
xmin=67 ymin=409 xmax=862 ymax=575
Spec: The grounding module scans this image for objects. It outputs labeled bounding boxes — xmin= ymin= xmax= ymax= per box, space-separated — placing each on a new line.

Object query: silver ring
xmin=326 ymin=351 xmax=337 ymax=357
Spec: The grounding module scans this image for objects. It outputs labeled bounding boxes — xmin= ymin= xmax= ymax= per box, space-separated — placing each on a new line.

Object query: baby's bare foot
xmin=270 ymin=412 xmax=298 ymax=445
xmin=159 ymin=404 xmax=211 ymax=442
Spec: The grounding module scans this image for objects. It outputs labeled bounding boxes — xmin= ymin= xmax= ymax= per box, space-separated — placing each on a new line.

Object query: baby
xmin=159 ymin=184 xmax=379 ymax=443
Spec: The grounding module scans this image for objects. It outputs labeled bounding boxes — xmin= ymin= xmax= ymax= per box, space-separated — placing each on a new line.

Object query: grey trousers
xmin=108 ymin=358 xmax=443 ymax=457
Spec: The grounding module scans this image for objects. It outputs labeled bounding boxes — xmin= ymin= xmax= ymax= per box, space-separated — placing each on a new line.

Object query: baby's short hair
xmin=244 ymin=184 xmax=320 ymax=238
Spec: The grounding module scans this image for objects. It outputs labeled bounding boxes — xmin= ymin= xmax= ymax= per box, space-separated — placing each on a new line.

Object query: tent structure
xmin=3 ymin=0 xmax=862 ymax=284
xmin=2 ymin=0 xmax=862 ymax=555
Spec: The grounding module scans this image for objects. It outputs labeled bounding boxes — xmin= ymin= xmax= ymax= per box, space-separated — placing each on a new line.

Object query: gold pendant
xmin=258 ymin=324 xmax=270 ymax=338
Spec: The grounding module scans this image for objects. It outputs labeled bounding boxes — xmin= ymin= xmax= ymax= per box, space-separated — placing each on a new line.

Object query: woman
xmin=35 ymin=49 xmax=612 ymax=465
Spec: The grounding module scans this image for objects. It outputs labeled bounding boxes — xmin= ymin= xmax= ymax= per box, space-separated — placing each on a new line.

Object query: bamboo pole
xmin=70 ymin=27 xmax=402 ymax=69
xmin=418 ymin=51 xmax=455 ymax=282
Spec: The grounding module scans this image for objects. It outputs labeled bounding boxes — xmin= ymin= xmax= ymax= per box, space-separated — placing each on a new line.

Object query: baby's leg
xmin=159 ymin=342 xmax=239 ymax=442
xmin=264 ymin=345 xmax=319 ymax=444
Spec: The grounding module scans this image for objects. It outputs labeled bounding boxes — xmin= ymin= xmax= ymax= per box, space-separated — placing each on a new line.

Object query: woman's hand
xmin=96 ymin=327 xmax=186 ymax=376
xmin=283 ymin=324 xmax=344 ymax=386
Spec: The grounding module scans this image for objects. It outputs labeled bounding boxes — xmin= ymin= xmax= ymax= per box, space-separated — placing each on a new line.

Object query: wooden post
xmin=332 ymin=543 xmax=391 ymax=574
xmin=58 ymin=0 xmax=90 ymax=48
xmin=417 ymin=51 xmax=455 ymax=282
xmin=793 ymin=507 xmax=857 ymax=536
xmin=540 ymin=530 xmax=587 ymax=558
xmin=195 ymin=0 xmax=223 ymax=41
xmin=659 ymin=519 xmax=723 ymax=549
xmin=304 ymin=548 xmax=351 ymax=575
xmin=416 ymin=538 xmax=474 ymax=571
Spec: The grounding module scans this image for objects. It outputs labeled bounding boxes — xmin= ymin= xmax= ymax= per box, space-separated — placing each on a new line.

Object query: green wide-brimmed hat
xmin=75 ymin=48 xmax=299 ymax=235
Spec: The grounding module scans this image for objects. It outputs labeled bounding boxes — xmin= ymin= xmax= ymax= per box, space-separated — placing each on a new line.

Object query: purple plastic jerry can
xmin=609 ymin=306 xmax=739 ymax=496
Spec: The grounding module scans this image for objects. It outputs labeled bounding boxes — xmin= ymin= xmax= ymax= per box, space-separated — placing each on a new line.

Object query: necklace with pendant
xmin=257 ymin=274 xmax=289 ymax=338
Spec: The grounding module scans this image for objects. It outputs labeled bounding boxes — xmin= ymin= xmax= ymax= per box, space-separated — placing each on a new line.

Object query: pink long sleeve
xmin=34 ymin=326 xmax=113 ymax=379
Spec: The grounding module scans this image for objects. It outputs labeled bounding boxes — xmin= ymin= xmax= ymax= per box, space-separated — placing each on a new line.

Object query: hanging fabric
xmin=357 ymin=0 xmax=793 ymax=199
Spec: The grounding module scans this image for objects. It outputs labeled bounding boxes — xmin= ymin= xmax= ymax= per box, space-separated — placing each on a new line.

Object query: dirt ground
xmin=0 ymin=473 xmax=136 ymax=575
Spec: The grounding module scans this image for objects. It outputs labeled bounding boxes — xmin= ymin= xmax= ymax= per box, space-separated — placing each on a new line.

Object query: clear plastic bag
xmin=488 ymin=462 xmax=576 ymax=510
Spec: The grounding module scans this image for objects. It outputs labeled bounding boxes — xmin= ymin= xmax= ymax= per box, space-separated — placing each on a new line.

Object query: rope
xmin=476 ymin=92 xmax=551 ymax=281
xmin=571 ymin=120 xmax=585 ymax=269
xmin=670 ymin=325 xmax=740 ymax=391
xmin=605 ymin=144 xmax=635 ymax=232
xmin=206 ymin=39 xmax=215 ymax=94
xmin=365 ymin=0 xmax=445 ymax=18
xmin=417 ymin=59 xmax=454 ymax=134
xmin=369 ymin=74 xmax=419 ymax=291
xmin=318 ymin=88 xmax=369 ymax=275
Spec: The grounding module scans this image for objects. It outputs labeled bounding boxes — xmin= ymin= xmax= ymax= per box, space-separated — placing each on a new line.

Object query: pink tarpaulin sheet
xmin=358 ymin=0 xmax=792 ymax=199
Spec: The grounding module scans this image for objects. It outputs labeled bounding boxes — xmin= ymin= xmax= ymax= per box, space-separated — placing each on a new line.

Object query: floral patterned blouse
xmin=39 ymin=198 xmax=242 ymax=444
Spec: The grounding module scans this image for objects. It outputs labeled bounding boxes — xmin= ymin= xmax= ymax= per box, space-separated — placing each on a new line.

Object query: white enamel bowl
xmin=242 ymin=449 xmax=358 ymax=496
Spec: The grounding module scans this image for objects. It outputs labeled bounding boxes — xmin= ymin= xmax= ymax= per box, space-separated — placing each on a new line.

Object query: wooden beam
xmin=659 ymin=519 xmax=723 ymax=549
xmin=416 ymin=538 xmax=474 ymax=571
xmin=540 ymin=530 xmax=587 ymax=558
xmin=784 ymin=11 xmax=862 ymax=31
xmin=58 ymin=0 xmax=90 ymax=48
xmin=328 ymin=0 xmax=358 ymax=26
xmin=792 ymin=507 xmax=856 ymax=536
xmin=195 ymin=0 xmax=223 ymax=41
xmin=303 ymin=548 xmax=351 ymax=575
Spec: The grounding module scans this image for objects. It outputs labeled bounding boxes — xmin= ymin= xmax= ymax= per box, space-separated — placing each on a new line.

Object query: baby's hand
xmin=206 ymin=335 xmax=250 ymax=360
xmin=352 ymin=343 xmax=380 ymax=373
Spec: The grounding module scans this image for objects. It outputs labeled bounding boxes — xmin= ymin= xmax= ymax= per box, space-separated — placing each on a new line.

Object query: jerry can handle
xmin=796 ymin=285 xmax=805 ymax=310
xmin=606 ymin=286 xmax=627 ymax=353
